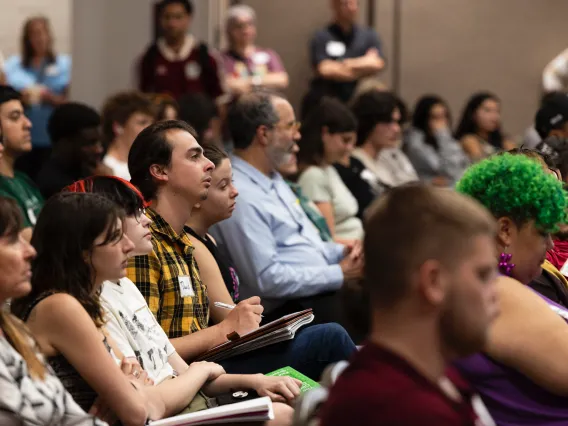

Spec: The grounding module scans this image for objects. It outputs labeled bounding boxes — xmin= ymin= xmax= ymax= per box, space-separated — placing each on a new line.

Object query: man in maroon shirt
xmin=319 ymin=185 xmax=500 ymax=426
xmin=138 ymin=0 xmax=228 ymax=105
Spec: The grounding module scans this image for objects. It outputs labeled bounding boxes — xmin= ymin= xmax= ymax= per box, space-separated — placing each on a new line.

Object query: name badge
xmin=178 ymin=275 xmax=194 ymax=298
xmin=252 ymin=51 xmax=270 ymax=65
xmin=44 ymin=64 xmax=59 ymax=76
xmin=27 ymin=207 xmax=37 ymax=226
xmin=326 ymin=41 xmax=346 ymax=57
xmin=185 ymin=61 xmax=201 ymax=80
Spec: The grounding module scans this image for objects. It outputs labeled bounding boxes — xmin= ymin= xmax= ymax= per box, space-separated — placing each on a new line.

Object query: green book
xmin=266 ymin=366 xmax=321 ymax=393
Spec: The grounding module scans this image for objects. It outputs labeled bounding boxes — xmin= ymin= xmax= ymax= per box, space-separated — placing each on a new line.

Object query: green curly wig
xmin=456 ymin=153 xmax=568 ymax=232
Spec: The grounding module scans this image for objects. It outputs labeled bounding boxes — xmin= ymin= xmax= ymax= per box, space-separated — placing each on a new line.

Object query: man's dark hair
xmin=101 ymin=91 xmax=156 ymax=147
xmin=129 ymin=120 xmax=197 ymax=201
xmin=0 ymin=85 xmax=21 ymax=106
xmin=227 ymin=92 xmax=280 ymax=150
xmin=351 ymin=90 xmax=399 ymax=146
xmin=158 ymin=0 xmax=193 ymax=15
xmin=47 ymin=102 xmax=101 ymax=144
xmin=178 ymin=93 xmax=218 ymax=142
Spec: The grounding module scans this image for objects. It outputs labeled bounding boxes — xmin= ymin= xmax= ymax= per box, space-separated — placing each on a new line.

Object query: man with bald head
xmin=210 ymin=92 xmax=364 ymax=325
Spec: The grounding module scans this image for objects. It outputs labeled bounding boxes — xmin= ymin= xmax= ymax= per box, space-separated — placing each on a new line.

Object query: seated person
xmin=222 ymin=5 xmax=289 ymax=95
xmin=0 ymin=196 xmax=105 ymax=425
xmin=319 ymin=184 xmax=499 ymax=425
xmin=102 ymin=91 xmax=155 ymax=180
xmin=455 ymin=153 xmax=568 ymax=425
xmin=36 ymin=103 xmax=105 ymax=199
xmin=404 ymin=95 xmax=469 ymax=186
xmin=308 ymin=0 xmax=385 ymax=104
xmin=149 ymin=93 xmax=179 ymax=121
xmin=126 ymin=119 xmax=357 ymax=378
xmin=178 ymin=93 xmax=222 ymax=146
xmin=209 ymin=92 xmax=364 ymax=325
xmin=66 ymin=176 xmax=299 ymax=425
xmin=186 ymin=144 xmax=357 ymax=363
xmin=0 ymin=85 xmax=43 ymax=239
xmin=455 ymin=92 xmax=516 ymax=162
xmin=351 ymin=90 xmax=418 ymax=188
xmin=297 ymin=97 xmax=363 ymax=241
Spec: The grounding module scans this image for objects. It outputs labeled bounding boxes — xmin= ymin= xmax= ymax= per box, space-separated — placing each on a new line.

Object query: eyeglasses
xmin=135 ymin=208 xmax=146 ymax=224
xmin=275 ymin=121 xmax=301 ymax=132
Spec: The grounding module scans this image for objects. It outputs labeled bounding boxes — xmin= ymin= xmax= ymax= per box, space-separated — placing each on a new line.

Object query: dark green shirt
xmin=286 ymin=180 xmax=333 ymax=242
xmin=0 ymin=171 xmax=44 ymax=227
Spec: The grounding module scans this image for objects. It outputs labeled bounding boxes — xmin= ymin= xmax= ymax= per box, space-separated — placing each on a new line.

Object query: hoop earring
xmin=499 ymin=248 xmax=515 ymax=276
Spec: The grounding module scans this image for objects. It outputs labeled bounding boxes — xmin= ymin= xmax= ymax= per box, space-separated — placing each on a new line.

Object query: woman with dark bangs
xmin=0 ymin=196 xmax=106 ymax=425
xmin=11 ymin=192 xmax=162 ymax=426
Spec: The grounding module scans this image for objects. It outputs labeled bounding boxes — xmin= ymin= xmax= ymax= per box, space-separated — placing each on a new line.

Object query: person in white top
xmin=350 ymin=90 xmax=418 ymax=188
xmin=101 ymin=91 xmax=155 ymax=180
xmin=67 ymin=175 xmax=300 ymax=425
xmin=297 ymin=97 xmax=363 ymax=241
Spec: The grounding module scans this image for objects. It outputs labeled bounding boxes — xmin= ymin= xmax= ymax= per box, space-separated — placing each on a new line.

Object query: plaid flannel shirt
xmin=126 ymin=208 xmax=209 ymax=338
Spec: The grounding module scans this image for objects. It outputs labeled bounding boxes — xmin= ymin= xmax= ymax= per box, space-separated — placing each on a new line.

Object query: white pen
xmin=214 ymin=302 xmax=264 ymax=318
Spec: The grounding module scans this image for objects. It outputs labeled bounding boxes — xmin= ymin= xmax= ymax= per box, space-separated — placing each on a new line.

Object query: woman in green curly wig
xmin=454 ymin=152 xmax=568 ymax=426
xmin=457 ymin=152 xmax=567 ymax=284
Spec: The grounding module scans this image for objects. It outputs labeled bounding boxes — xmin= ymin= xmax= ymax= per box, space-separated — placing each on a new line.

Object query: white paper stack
xmin=150 ymin=397 xmax=274 ymax=425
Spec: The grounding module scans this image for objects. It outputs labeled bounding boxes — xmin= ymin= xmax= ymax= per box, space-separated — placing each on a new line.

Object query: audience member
xmin=521 ymin=92 xmax=564 ymax=149
xmin=178 ymin=93 xmax=222 ymax=146
xmin=319 ymin=184 xmax=499 ymax=425
xmin=210 ymin=92 xmax=363 ymax=325
xmin=404 ymin=95 xmax=470 ymax=186
xmin=36 ymin=102 xmax=103 ymax=199
xmin=11 ymin=193 xmax=157 ymax=425
xmin=101 ymin=91 xmax=155 ymax=180
xmin=149 ymin=93 xmax=180 ymax=121
xmin=138 ymin=0 xmax=228 ymax=105
xmin=297 ymin=97 xmax=363 ymax=241
xmin=65 ymin=176 xmax=297 ymax=425
xmin=351 ymin=90 xmax=418 ymax=188
xmin=534 ymin=91 xmax=568 ymax=181
xmin=5 ymin=16 xmax=71 ymax=180
xmin=543 ymin=47 xmax=568 ymax=93
xmin=455 ymin=153 xmax=568 ymax=425
xmin=127 ymin=120 xmax=356 ymax=378
xmin=0 ymin=86 xmax=43 ymax=238
xmin=222 ymin=5 xmax=289 ymax=96
xmin=308 ymin=0 xmax=385 ymax=104
xmin=0 ymin=197 xmax=106 ymax=425
xmin=455 ymin=92 xmax=516 ymax=162
xmin=278 ymin=154 xmax=333 ymax=243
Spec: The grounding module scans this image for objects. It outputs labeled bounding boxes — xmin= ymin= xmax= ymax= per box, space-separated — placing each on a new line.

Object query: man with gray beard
xmin=210 ymin=92 xmax=364 ymax=325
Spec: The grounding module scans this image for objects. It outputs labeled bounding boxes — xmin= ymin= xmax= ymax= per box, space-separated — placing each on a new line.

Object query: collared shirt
xmin=126 ymin=208 xmax=209 ymax=338
xmin=209 ymin=156 xmax=345 ymax=313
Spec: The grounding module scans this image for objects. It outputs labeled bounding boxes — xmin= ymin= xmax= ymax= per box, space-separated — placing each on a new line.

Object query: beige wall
xmin=245 ymin=0 xmax=568 ymax=136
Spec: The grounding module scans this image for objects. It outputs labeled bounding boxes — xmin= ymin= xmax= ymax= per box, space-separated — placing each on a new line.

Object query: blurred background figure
xmin=149 ymin=93 xmax=179 ymax=121
xmin=4 ymin=16 xmax=71 ymax=182
xmin=221 ymin=4 xmax=289 ymax=97
xmin=404 ymin=95 xmax=469 ymax=186
xmin=178 ymin=92 xmax=223 ymax=146
xmin=455 ymin=92 xmax=516 ymax=162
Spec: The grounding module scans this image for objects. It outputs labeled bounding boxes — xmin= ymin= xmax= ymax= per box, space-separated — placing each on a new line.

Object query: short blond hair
xmin=364 ymin=184 xmax=496 ymax=308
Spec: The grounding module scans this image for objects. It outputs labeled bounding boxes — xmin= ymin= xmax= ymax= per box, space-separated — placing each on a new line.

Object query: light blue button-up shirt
xmin=210 ymin=156 xmax=345 ymax=312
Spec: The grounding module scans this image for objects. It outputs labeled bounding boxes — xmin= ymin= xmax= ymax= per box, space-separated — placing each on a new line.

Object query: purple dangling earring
xmin=499 ymin=252 xmax=515 ymax=276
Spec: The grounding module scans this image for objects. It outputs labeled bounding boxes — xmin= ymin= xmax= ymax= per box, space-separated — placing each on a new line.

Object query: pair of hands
xmin=191 ymin=361 xmax=302 ymax=404
xmin=340 ymin=240 xmax=364 ymax=281
xmin=89 ymin=357 xmax=153 ymax=423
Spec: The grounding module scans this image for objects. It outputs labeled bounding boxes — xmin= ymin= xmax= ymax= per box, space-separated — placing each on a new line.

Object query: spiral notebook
xmin=195 ymin=309 xmax=314 ymax=362
xmin=149 ymin=397 xmax=274 ymax=425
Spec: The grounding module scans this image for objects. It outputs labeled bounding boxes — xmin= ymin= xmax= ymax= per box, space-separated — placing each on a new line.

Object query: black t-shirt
xmin=186 ymin=226 xmax=240 ymax=302
xmin=334 ymin=156 xmax=382 ymax=219
xmin=309 ymin=23 xmax=384 ymax=103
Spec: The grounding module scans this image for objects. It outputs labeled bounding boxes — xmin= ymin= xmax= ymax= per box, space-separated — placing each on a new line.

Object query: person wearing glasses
xmin=297 ymin=97 xmax=363 ymax=242
xmin=210 ymin=92 xmax=364 ymax=328
xmin=221 ymin=5 xmax=289 ymax=97
xmin=351 ymin=90 xmax=418 ymax=189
